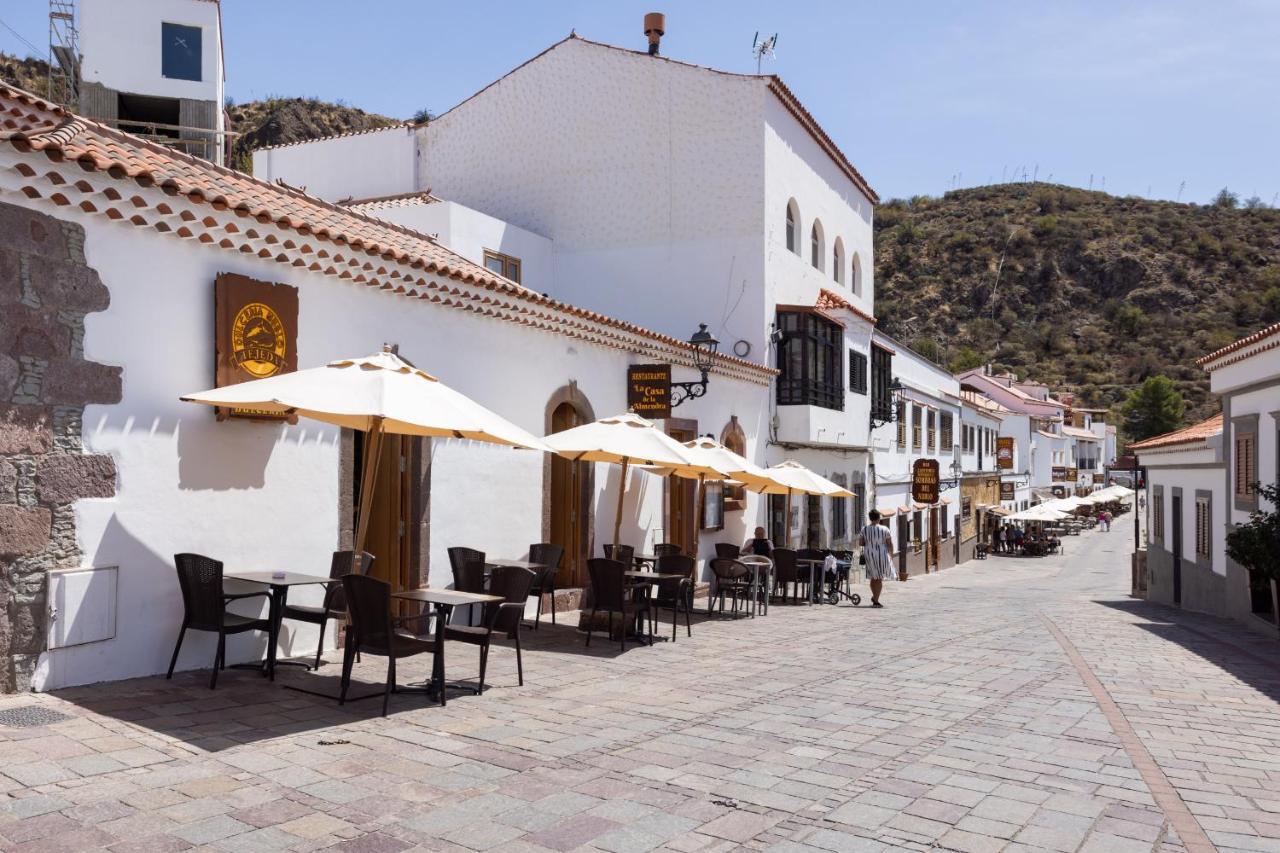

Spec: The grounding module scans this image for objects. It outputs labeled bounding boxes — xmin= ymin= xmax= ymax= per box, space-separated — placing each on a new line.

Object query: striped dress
xmin=859 ymin=523 xmax=896 ymax=580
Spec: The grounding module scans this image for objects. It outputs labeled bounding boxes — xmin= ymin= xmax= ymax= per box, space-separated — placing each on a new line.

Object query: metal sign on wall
xmin=911 ymin=458 xmax=940 ymax=504
xmin=627 ymin=364 xmax=671 ymax=419
xmin=1000 ymin=481 xmax=1015 ymax=500
xmin=1051 ymin=466 xmax=1068 ymax=482
xmin=996 ymin=437 xmax=1014 ymax=470
xmin=214 ymin=273 xmax=299 ymax=421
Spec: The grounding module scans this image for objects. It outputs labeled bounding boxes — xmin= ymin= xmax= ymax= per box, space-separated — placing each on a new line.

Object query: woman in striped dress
xmin=858 ymin=510 xmax=896 ymax=608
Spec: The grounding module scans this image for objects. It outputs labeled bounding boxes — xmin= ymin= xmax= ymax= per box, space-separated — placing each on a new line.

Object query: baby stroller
xmin=820 ymin=550 xmax=861 ymax=606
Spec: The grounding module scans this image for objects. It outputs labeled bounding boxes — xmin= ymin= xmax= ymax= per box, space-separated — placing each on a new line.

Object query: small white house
xmin=1132 ymin=415 xmax=1225 ymax=616
xmin=1199 ymin=321 xmax=1280 ymax=633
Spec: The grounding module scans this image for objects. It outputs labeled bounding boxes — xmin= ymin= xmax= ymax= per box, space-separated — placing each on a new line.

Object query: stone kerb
xmin=0 ymin=199 xmax=122 ymax=692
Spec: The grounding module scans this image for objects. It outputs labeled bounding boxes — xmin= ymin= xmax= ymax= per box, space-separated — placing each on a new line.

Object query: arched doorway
xmin=546 ymin=392 xmax=594 ymax=588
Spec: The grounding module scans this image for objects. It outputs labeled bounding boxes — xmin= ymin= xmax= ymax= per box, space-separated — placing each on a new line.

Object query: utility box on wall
xmin=47 ymin=567 xmax=118 ymax=649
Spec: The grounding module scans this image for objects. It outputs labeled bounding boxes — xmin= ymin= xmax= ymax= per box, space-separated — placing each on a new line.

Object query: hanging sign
xmin=215 ymin=273 xmax=299 ymax=421
xmin=911 ymin=458 xmax=940 ymax=504
xmin=627 ymin=364 xmax=671 ymax=418
xmin=1093 ymin=473 xmax=1105 ymax=484
xmin=999 ymin=481 xmax=1015 ymax=500
xmin=996 ymin=437 xmax=1014 ymax=470
xmin=1051 ymin=466 xmax=1068 ymax=482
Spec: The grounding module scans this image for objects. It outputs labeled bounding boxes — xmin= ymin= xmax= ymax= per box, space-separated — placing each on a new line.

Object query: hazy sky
xmin=3 ymin=1 xmax=1277 ymax=205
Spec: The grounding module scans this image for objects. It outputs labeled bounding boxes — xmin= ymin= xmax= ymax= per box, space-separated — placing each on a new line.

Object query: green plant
xmin=949 ymin=346 xmax=984 ymax=373
xmin=1212 ymin=187 xmax=1239 ymax=209
xmin=1120 ymin=376 xmax=1185 ymax=441
xmin=1225 ymin=483 xmax=1280 ymax=582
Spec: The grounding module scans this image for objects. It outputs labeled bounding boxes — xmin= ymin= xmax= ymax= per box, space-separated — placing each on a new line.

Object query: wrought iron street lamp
xmin=671 ymin=324 xmax=720 ymax=408
xmin=869 ymin=377 xmax=906 ymax=429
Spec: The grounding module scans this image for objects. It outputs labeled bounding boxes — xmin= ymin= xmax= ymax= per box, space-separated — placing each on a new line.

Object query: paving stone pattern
xmin=1 ymin=529 xmax=1278 ymax=851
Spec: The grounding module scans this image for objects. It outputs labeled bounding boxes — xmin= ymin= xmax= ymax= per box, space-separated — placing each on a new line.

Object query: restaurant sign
xmin=215 ymin=273 xmax=299 ymax=421
xmin=999 ymin=481 xmax=1015 ymax=500
xmin=627 ymin=364 xmax=671 ymax=419
xmin=1093 ymin=473 xmax=1105 ymax=484
xmin=996 ymin=436 xmax=1014 ymax=470
xmin=911 ymin=458 xmax=940 ymax=504
xmin=1051 ymin=466 xmax=1068 ymax=482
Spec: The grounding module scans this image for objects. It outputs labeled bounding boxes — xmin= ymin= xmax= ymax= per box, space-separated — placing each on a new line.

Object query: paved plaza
xmin=1 ymin=532 xmax=1278 ymax=852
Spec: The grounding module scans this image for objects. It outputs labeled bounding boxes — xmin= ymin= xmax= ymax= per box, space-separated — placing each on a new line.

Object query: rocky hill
xmin=0 ymin=52 xmax=401 ymax=174
xmin=874 ymin=184 xmax=1280 ymax=420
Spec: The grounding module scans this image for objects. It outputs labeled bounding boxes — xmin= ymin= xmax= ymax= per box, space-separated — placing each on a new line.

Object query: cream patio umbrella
xmin=542 ymin=412 xmax=710 ymax=549
xmin=744 ymin=460 xmax=855 ymax=548
xmin=1007 ymin=504 xmax=1070 ymax=522
xmin=181 ymin=347 xmax=550 ymax=550
xmin=641 ymin=436 xmax=791 ymax=536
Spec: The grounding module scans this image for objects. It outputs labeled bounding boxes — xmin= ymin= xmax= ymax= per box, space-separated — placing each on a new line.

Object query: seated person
xmin=741 ymin=526 xmax=774 ymax=558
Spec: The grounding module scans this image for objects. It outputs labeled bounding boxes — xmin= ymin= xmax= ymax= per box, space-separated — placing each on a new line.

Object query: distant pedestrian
xmin=1097 ymin=511 xmax=1106 ymax=531
xmin=858 ymin=510 xmax=896 ymax=608
xmin=1013 ymin=527 xmax=1025 ymax=552
xmin=1104 ymin=510 xmax=1113 ymax=531
xmin=998 ymin=525 xmax=1008 ymax=553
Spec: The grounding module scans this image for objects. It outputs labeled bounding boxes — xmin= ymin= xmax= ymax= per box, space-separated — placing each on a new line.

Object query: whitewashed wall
xmin=1145 ymin=446 xmax=1226 ymax=577
xmin=28 ymin=203 xmax=766 ymax=691
xmin=80 ymin=0 xmax=222 ymax=104
xmin=254 ymin=127 xmax=417 ymax=205
xmin=369 ymin=201 xmax=554 ymax=293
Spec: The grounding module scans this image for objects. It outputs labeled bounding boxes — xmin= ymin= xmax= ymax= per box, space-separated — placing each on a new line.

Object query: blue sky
xmin=3 ymin=1 xmax=1277 ymax=205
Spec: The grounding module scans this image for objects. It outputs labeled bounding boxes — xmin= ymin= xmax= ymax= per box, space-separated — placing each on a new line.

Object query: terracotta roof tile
xmin=1129 ymin=414 xmax=1223 ymax=451
xmin=1196 ymin=321 xmax=1280 ymax=370
xmin=253 ymin=122 xmax=412 ymax=153
xmin=338 ymin=190 xmax=443 ymax=211
xmin=814 ymin=288 xmax=876 ymax=324
xmin=0 ymin=83 xmax=774 ymax=382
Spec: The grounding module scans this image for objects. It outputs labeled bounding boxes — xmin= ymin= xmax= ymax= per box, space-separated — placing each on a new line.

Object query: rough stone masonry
xmin=0 ymin=198 xmax=121 ymax=692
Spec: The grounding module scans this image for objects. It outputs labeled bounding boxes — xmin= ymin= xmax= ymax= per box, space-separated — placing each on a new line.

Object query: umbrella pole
xmin=785 ymin=487 xmax=793 ymax=548
xmin=355 ymin=419 xmax=385 ymax=554
xmin=613 ymin=456 xmax=629 ymax=549
xmin=697 ymin=473 xmax=706 ymax=538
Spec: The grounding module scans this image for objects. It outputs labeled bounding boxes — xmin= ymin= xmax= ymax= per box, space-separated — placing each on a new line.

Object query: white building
xmin=77 ymin=0 xmax=227 ymax=165
xmin=1133 ymin=416 xmax=1225 ymax=616
xmin=256 ymin=29 xmax=885 ymax=551
xmin=868 ymin=333 xmax=962 ymax=574
xmin=0 ymin=84 xmax=773 ymax=692
xmin=1199 ymin=322 xmax=1280 ymax=633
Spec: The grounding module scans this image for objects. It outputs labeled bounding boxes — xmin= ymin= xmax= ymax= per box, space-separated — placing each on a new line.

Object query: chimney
xmin=644 ymin=12 xmax=665 ymax=56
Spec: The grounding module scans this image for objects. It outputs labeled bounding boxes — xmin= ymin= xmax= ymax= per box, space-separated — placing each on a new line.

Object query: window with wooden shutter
xmin=896 ymin=401 xmax=907 ymax=448
xmin=1152 ymin=487 xmax=1163 ymax=542
xmin=912 ymin=405 xmax=923 ymax=450
xmin=849 ymin=350 xmax=868 ymax=394
xmin=941 ymin=413 xmax=953 ymax=450
xmin=1195 ymin=496 xmax=1210 ymax=557
xmin=927 ymin=410 xmax=936 ymax=452
xmin=1235 ymin=433 xmax=1256 ymax=502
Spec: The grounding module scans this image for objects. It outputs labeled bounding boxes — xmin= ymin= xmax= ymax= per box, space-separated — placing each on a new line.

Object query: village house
xmin=253 ymin=25 xmax=884 ymax=553
xmin=0 ymin=82 xmax=774 ymax=692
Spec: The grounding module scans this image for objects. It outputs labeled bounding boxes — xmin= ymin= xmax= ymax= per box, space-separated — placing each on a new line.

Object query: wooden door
xmin=928 ymin=508 xmax=940 ymax=571
xmin=666 ymin=425 xmax=697 ymax=554
xmin=1171 ymin=495 xmax=1183 ymax=605
xmin=550 ymin=403 xmax=588 ymax=587
xmin=354 ymin=432 xmax=412 ymax=593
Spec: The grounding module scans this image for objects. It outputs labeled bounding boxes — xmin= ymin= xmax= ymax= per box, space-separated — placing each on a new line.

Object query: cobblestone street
xmin=1 ymin=529 xmax=1278 ymax=852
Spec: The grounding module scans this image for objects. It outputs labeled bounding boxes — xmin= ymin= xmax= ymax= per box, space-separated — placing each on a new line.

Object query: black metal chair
xmin=527 ymin=542 xmax=564 ymax=629
xmin=448 ymin=547 xmax=487 ymax=625
xmin=714 ymin=543 xmax=741 ymax=560
xmin=444 ymin=565 xmax=535 ymax=693
xmin=281 ymin=550 xmax=374 ymax=669
xmin=771 ymin=548 xmax=800 ymax=604
xmin=709 ymin=557 xmax=753 ymax=618
xmin=340 ymin=574 xmax=438 ymax=717
xmin=653 ymin=543 xmax=683 ymax=557
xmin=585 ymin=558 xmax=651 ymax=651
xmin=652 ymin=553 xmax=695 ymax=641
xmin=168 ymin=553 xmax=272 ymax=689
xmin=603 ymin=543 xmax=634 ymax=566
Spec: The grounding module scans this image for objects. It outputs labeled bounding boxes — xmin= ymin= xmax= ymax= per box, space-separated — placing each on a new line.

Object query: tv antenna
xmin=752 ymin=31 xmax=778 ymax=74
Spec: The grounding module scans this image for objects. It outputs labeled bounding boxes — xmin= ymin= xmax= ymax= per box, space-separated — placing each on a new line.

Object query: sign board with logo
xmin=627 ymin=364 xmax=671 ymax=419
xmin=1000 ymin=481 xmax=1015 ymax=500
xmin=996 ymin=437 xmax=1014 ymax=470
xmin=1050 ymin=484 xmax=1068 ymax=498
xmin=1051 ymin=466 xmax=1067 ymax=482
xmin=214 ymin=273 xmax=299 ymax=421
xmin=911 ymin=458 xmax=940 ymax=504
xmin=1066 ymin=467 xmax=1078 ymax=482
xmin=1093 ymin=473 xmax=1105 ymax=484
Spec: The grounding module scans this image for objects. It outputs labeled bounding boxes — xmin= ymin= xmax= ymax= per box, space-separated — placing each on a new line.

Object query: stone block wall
xmin=0 ymin=200 xmax=120 ymax=692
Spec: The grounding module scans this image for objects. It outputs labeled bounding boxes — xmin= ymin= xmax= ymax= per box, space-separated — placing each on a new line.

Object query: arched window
xmin=850 ymin=251 xmax=863 ymax=295
xmin=785 ymin=200 xmax=798 ymax=254
xmin=810 ymin=220 xmax=824 ymax=271
xmin=832 ymin=237 xmax=845 ymax=284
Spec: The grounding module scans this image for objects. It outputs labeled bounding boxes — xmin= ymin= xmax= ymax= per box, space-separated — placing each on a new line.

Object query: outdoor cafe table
xmin=796 ymin=558 xmax=824 ymax=605
xmin=393 ymin=587 xmax=503 ymax=705
xmin=223 ymin=570 xmax=333 ymax=680
xmin=739 ymin=555 xmax=772 ymax=616
xmin=625 ymin=570 xmax=683 ymax=638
